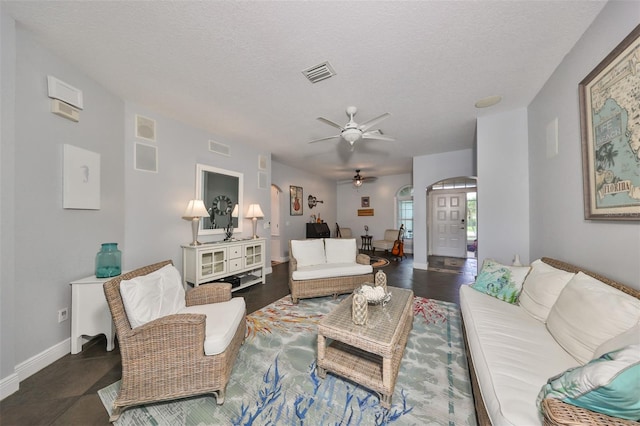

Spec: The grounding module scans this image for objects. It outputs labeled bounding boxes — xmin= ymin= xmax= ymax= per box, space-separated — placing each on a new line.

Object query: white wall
xmin=413 ymin=149 xmax=476 ymax=269
xmin=122 ymin=103 xmax=271 ymax=271
xmin=0 ymin=16 xmax=273 ymax=396
xmin=1 ymin=19 xmax=126 ymax=396
xmin=1 ymin=8 xmax=17 ymax=385
xmin=336 ymin=173 xmax=412 ymax=252
xmin=271 ymin=161 xmax=336 ymax=259
xmin=477 ymin=108 xmax=530 ymax=266
xmin=528 ymin=1 xmax=640 ymax=288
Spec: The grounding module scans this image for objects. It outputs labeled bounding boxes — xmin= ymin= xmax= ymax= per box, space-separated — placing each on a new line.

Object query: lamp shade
xmin=246 ymin=204 xmax=264 ymax=219
xmin=231 ymin=204 xmax=239 ymax=218
xmin=183 ymin=199 xmax=209 ymax=218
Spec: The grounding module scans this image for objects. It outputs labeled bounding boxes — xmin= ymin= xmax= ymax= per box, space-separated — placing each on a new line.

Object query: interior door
xmin=431 ymin=191 xmax=467 ymax=258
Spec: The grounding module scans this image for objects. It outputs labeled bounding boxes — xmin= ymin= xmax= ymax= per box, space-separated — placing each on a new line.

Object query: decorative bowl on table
xmin=356 ymin=284 xmax=391 ymax=306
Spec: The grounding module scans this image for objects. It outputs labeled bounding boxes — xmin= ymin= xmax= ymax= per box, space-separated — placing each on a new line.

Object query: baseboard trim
xmin=0 ymin=372 xmax=19 ymax=400
xmin=1 ymin=338 xmax=70 ymax=400
xmin=414 ymin=262 xmax=428 ymax=270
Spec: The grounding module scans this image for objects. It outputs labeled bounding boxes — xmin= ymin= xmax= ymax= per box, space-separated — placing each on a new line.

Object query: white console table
xmin=182 ymin=238 xmax=266 ymax=291
xmin=70 ymin=274 xmax=117 ymax=354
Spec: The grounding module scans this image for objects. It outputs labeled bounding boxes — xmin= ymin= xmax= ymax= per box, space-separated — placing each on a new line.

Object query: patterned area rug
xmin=369 ymin=255 xmax=390 ymax=268
xmin=99 ymin=295 xmax=475 ymax=425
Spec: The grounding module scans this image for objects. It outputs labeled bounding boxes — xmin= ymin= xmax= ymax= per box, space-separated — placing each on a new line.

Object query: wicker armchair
xmin=103 ymin=260 xmax=246 ymax=422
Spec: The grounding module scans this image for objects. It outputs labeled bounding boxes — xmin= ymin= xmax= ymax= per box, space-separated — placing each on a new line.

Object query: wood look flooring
xmin=0 ymin=254 xmax=476 ymax=425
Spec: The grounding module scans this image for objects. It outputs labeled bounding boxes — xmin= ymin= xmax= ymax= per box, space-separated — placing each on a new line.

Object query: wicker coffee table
xmin=317 ymin=287 xmax=414 ymax=408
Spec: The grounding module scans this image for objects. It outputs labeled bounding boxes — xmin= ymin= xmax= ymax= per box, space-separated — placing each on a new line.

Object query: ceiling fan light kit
xmin=309 ymin=105 xmax=394 ymax=146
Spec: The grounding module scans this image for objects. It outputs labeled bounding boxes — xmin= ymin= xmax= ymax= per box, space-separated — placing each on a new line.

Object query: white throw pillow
xmin=546 ymin=272 xmax=640 ymax=364
xmin=120 ymin=264 xmax=186 ymax=328
xmin=593 ymin=323 xmax=640 ymax=359
xmin=519 ymin=259 xmax=575 ymax=322
xmin=291 ymin=239 xmax=326 ymax=267
xmin=324 ymin=238 xmax=357 ymax=264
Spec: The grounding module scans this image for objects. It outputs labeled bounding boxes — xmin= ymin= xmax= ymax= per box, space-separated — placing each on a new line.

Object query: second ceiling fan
xmin=338 ymin=169 xmax=377 ymax=187
xmin=309 ymin=106 xmax=394 ymax=147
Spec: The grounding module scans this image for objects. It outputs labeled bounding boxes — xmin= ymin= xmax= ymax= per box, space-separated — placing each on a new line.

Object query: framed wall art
xmin=579 ymin=24 xmax=640 ymax=220
xmin=361 ymin=196 xmax=370 ymax=208
xmin=290 ymin=185 xmax=303 ymax=216
xmin=63 ymin=144 xmax=100 ymax=210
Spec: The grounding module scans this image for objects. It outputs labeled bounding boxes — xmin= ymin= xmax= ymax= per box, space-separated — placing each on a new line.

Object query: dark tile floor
xmin=0 ymin=254 xmax=476 ymax=425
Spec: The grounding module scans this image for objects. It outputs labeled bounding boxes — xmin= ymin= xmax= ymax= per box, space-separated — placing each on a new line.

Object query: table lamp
xmin=182 ymin=199 xmax=209 ymax=245
xmin=246 ymin=203 xmax=264 ymax=239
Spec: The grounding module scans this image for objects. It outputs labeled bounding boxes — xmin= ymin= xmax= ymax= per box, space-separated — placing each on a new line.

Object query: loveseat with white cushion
xmin=460 ymin=257 xmax=640 ymax=426
xmin=288 ymin=238 xmax=373 ymax=303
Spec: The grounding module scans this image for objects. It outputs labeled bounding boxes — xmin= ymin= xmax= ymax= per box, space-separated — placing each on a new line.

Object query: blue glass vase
xmin=95 ymin=243 xmax=122 ymax=278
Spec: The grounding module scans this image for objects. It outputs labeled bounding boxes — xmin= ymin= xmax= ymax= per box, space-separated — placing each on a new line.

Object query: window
xmin=397 ymin=185 xmax=413 ymax=239
xmin=466 ymin=192 xmax=477 ymax=241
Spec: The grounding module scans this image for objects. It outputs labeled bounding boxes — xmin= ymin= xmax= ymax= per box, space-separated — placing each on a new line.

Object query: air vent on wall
xmin=209 ymin=140 xmax=230 ymax=156
xmin=302 ymin=61 xmax=336 ymax=83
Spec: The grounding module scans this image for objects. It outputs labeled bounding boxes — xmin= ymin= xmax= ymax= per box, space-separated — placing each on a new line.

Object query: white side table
xmin=70 ymin=275 xmax=117 ymax=354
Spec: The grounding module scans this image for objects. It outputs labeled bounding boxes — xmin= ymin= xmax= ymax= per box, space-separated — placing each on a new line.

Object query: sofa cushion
xmin=470 ymin=259 xmax=531 ymax=304
xmin=519 ymin=259 xmax=575 ymax=322
xmin=593 ymin=323 xmax=640 ymax=359
xmin=324 ymin=238 xmax=357 ymax=264
xmin=179 ymin=297 xmax=246 ymax=356
xmin=460 ymin=285 xmax=578 ymax=426
xmin=291 ymin=239 xmax=326 ymax=267
xmin=546 ymin=272 xmax=640 ymax=364
xmin=120 ymin=264 xmax=186 ymax=328
xmin=537 ymin=344 xmax=640 ymax=421
xmin=291 ymin=263 xmax=372 ymax=281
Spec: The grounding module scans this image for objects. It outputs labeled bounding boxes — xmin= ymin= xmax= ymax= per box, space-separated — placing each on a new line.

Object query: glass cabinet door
xmin=199 ymin=248 xmax=226 ymax=279
xmin=244 ymin=243 xmax=263 ymax=267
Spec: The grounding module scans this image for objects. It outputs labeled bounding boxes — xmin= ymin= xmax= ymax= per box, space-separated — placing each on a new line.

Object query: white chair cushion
xmin=546 ymin=272 xmax=640 ymax=364
xmin=291 ymin=239 xmax=326 ymax=267
xmin=180 ymin=297 xmax=245 ymax=355
xmin=519 ymin=259 xmax=575 ymax=322
xmin=291 ymin=262 xmax=372 ymax=280
xmin=324 ymin=238 xmax=357 ymax=264
xmin=120 ymin=264 xmax=186 ymax=328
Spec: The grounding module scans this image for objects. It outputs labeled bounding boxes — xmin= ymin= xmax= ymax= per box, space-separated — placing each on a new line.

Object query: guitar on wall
xmin=391 ymin=224 xmax=405 ymax=259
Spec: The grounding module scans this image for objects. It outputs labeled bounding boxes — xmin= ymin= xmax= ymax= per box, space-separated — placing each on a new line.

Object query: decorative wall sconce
xmin=308 ymin=195 xmax=324 ymax=209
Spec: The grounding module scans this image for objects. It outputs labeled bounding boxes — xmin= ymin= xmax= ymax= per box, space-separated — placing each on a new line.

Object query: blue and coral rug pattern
xmin=99 ymin=294 xmax=476 ymax=425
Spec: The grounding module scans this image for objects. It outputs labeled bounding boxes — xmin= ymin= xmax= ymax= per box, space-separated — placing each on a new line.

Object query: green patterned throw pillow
xmin=470 ymin=259 xmax=531 ymax=304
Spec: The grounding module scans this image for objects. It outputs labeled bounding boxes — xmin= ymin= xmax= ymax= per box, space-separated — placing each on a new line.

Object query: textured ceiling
xmin=3 ymin=1 xmax=606 ymax=182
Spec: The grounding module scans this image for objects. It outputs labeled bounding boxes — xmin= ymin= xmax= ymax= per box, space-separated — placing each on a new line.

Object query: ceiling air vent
xmin=302 ymin=61 xmax=336 ymax=83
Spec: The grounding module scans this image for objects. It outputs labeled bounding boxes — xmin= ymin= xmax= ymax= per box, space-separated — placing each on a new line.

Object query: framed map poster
xmin=579 ymin=24 xmax=640 ymax=220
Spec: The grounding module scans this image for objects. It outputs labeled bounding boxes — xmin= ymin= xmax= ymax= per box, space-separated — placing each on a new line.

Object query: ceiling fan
xmin=309 ymin=106 xmax=394 ymax=147
xmin=339 ymin=169 xmax=378 ymax=187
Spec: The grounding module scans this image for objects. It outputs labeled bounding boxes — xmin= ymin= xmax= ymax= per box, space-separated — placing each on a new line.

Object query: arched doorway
xmin=427 ymin=176 xmax=477 ymax=261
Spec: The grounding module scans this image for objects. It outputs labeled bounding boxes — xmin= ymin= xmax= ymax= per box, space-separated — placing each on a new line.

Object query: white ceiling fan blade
xmin=362 ymin=132 xmax=395 ymax=142
xmin=358 ymin=112 xmax=391 ymax=132
xmin=317 ymin=117 xmax=344 ymax=130
xmin=308 ymin=135 xmax=341 ymax=144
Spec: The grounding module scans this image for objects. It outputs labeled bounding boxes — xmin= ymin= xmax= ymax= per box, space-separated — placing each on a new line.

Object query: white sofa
xmin=460 ymin=257 xmax=640 ymax=426
xmin=288 ymin=238 xmax=373 ymax=303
